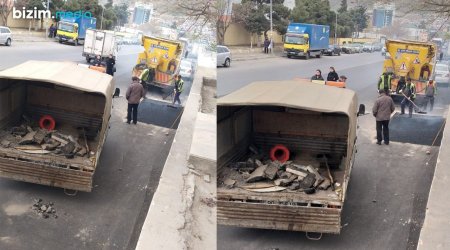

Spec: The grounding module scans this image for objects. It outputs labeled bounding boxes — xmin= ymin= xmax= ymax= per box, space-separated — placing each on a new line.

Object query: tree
xmin=338 ymin=0 xmax=347 ymax=13
xmin=349 ymin=6 xmax=368 ymax=33
xmin=0 ymin=0 xmax=14 ymax=26
xmin=216 ymin=0 xmax=233 ymax=45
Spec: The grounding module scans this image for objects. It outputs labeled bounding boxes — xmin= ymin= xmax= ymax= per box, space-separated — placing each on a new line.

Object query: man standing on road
xmin=327 ymin=67 xmax=339 ymax=81
xmin=400 ymin=78 xmax=416 ymax=118
xmin=172 ymin=75 xmax=184 ymax=106
xmin=373 ymin=89 xmax=395 ymax=145
xmin=105 ymin=54 xmax=115 ymax=76
xmin=423 ymin=80 xmax=437 ymax=111
xmin=263 ymin=38 xmax=269 ymax=54
xmin=126 ymin=77 xmax=145 ymax=124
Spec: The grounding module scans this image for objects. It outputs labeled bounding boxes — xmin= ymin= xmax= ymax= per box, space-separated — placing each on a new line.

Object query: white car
xmin=434 ymin=63 xmax=450 ymax=85
xmin=217 ymin=45 xmax=231 ymax=67
xmin=0 ymin=26 xmax=12 ymax=46
xmin=179 ymin=60 xmax=194 ymax=80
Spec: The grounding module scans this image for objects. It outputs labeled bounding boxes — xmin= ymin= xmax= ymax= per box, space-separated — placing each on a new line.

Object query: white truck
xmin=82 ymin=29 xmax=118 ymax=63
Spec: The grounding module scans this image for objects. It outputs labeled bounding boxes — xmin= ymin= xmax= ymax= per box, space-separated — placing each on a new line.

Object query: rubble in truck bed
xmin=0 ymin=116 xmax=94 ymax=159
xmin=219 ymin=146 xmax=343 ymax=196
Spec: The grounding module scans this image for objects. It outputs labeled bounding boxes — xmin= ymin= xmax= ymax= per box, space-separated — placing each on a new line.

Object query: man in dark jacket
xmin=263 ymin=38 xmax=269 ymax=54
xmin=373 ymin=89 xmax=395 ymax=145
xmin=105 ymin=54 xmax=115 ymax=76
xmin=126 ymin=77 xmax=146 ymax=124
xmin=311 ymin=69 xmax=324 ymax=80
xmin=327 ymin=66 xmax=339 ymax=81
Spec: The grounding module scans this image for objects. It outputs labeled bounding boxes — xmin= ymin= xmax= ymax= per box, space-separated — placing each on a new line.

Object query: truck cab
xmin=284 ymin=23 xmax=329 ymax=60
xmin=57 ymin=16 xmax=96 ymax=46
xmin=57 ymin=21 xmax=79 ymax=44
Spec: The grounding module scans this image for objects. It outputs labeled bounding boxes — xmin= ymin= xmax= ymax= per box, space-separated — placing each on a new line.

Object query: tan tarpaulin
xmin=218 ymin=80 xmax=359 ymax=201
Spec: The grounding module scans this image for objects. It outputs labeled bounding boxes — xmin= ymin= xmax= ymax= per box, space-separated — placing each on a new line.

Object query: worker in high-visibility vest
xmin=172 ymin=74 xmax=184 ymax=105
xmin=378 ymin=72 xmax=392 ymax=94
xmin=400 ymin=78 xmax=416 ymax=118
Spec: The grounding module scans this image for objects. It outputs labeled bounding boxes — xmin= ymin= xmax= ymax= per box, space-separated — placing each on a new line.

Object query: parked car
xmin=363 ymin=43 xmax=374 ymax=52
xmin=341 ymin=44 xmax=354 ymax=54
xmin=373 ymin=43 xmax=383 ymax=51
xmin=351 ymin=43 xmax=364 ymax=53
xmin=324 ymin=44 xmax=341 ymax=56
xmin=0 ymin=26 xmax=12 ymax=46
xmin=217 ymin=45 xmax=231 ymax=67
xmin=434 ymin=63 xmax=450 ymax=86
xmin=180 ymin=60 xmax=194 ymax=80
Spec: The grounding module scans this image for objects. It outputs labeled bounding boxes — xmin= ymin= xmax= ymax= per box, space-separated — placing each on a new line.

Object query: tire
xmin=316 ymin=52 xmax=321 ymax=58
xmin=224 ymin=58 xmax=230 ymax=67
xmin=305 ymin=52 xmax=310 ymax=60
xmin=287 ymin=55 xmax=291 ymax=58
xmin=74 ymin=39 xmax=78 ymax=46
xmin=5 ymin=38 xmax=11 ymax=46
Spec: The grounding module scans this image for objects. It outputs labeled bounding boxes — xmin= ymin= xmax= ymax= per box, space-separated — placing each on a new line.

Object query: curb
xmin=234 ymin=54 xmax=282 ymax=62
xmin=135 ymin=66 xmax=211 ymax=250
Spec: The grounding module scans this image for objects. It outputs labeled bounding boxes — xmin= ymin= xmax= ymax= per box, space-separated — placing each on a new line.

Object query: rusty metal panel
xmin=217 ymin=200 xmax=342 ymax=234
xmin=0 ymin=157 xmax=93 ymax=192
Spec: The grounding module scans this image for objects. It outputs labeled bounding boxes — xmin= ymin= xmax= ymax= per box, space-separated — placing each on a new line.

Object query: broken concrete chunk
xmin=223 ymin=178 xmax=236 ymax=188
xmin=318 ymin=178 xmax=331 ymax=190
xmin=1 ymin=140 xmax=10 ymax=148
xmin=274 ymin=174 xmax=297 ymax=187
xmin=289 ymin=181 xmax=301 ymax=190
xmin=264 ymin=162 xmax=279 ymax=180
xmin=299 ymin=173 xmax=316 ymax=189
xmin=286 ymin=167 xmax=308 ymax=178
xmin=51 ymin=133 xmax=69 ymax=145
xmin=19 ymin=131 xmax=37 ymax=145
xmin=33 ymin=129 xmax=48 ymax=145
xmin=12 ymin=126 xmax=28 ymax=136
xmin=75 ymin=147 xmax=87 ymax=157
xmin=61 ymin=141 xmax=75 ymax=155
xmin=246 ymin=165 xmax=267 ymax=183
xmin=280 ymin=172 xmax=293 ymax=179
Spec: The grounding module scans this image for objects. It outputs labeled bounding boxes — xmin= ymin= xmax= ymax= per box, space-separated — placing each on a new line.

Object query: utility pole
xmin=100 ymin=6 xmax=104 ymax=30
xmin=45 ymin=0 xmax=49 ymax=39
xmin=270 ymin=0 xmax=273 ymax=54
xmin=335 ymin=12 xmax=338 ymax=45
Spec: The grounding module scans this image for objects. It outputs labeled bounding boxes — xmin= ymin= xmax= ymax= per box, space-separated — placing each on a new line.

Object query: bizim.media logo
xmin=12 ymin=7 xmax=92 ymax=19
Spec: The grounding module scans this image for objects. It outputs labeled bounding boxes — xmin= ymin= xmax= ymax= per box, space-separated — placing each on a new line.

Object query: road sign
xmin=400 ymin=62 xmax=407 ymax=70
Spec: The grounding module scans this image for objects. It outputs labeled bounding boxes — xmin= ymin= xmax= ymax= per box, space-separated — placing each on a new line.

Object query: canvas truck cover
xmin=218 ymin=80 xmax=358 ymax=163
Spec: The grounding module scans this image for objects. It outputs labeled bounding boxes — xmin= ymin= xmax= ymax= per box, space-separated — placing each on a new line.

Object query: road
xmin=217 ymin=53 xmax=450 ymax=250
xmin=0 ymin=41 xmax=195 ymax=249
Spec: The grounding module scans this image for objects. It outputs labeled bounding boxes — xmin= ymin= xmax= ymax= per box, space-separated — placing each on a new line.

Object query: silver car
xmin=217 ymin=45 xmax=231 ymax=67
xmin=0 ymin=26 xmax=12 ymax=46
xmin=434 ymin=63 xmax=450 ymax=86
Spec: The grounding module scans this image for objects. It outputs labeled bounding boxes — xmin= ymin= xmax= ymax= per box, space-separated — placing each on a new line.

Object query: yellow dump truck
xmin=132 ymin=35 xmax=184 ymax=90
xmin=382 ymin=40 xmax=436 ymax=100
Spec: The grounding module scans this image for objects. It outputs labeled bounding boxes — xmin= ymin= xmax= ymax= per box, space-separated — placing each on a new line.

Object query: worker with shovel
xmin=400 ymin=78 xmax=416 ymax=118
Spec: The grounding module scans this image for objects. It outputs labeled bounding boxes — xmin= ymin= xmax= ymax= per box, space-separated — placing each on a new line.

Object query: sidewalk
xmin=418 ymin=109 xmax=450 ymax=249
xmin=11 ymin=28 xmax=53 ymax=43
xmin=229 ymin=46 xmax=283 ymax=61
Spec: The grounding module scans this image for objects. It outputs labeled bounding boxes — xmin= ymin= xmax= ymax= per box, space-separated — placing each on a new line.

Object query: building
xmin=132 ymin=3 xmax=153 ymax=25
xmin=372 ymin=2 xmax=395 ymax=28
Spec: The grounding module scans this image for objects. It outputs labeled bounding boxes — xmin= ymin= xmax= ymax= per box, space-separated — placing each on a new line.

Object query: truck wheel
xmin=316 ymin=52 xmax=321 ymax=58
xmin=305 ymin=53 xmax=310 ymax=60
xmin=74 ymin=40 xmax=78 ymax=46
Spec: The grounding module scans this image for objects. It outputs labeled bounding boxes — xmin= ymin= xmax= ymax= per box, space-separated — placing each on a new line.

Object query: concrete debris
xmin=19 ymin=131 xmax=37 ymax=145
xmin=223 ymin=178 xmax=236 ymax=188
xmin=12 ymin=126 xmax=28 ymax=136
xmin=1 ymin=140 xmax=10 ymax=148
xmin=32 ymin=199 xmax=57 ymax=219
xmin=33 ymin=129 xmax=48 ymax=144
xmin=246 ymin=165 xmax=268 ymax=183
xmin=227 ymin=154 xmax=335 ymax=193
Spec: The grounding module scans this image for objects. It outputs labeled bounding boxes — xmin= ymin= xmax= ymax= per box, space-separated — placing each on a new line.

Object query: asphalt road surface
xmin=217 ymin=52 xmax=450 ymax=250
xmin=0 ymin=41 xmax=193 ymax=249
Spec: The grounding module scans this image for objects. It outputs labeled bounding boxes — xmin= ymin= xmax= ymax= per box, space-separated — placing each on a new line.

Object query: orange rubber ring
xmin=270 ymin=144 xmax=290 ymax=163
xmin=39 ymin=115 xmax=56 ymax=131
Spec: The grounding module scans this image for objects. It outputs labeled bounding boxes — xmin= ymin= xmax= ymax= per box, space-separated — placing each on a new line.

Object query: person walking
xmin=327 ymin=67 xmax=339 ymax=81
xmin=263 ymin=38 xmax=269 ymax=54
xmin=372 ymin=89 xmax=395 ymax=145
xmin=268 ymin=39 xmax=273 ymax=53
xmin=105 ymin=54 xmax=115 ymax=76
xmin=126 ymin=77 xmax=145 ymax=124
xmin=400 ymin=78 xmax=416 ymax=118
xmin=311 ymin=69 xmax=324 ymax=80
xmin=172 ymin=75 xmax=184 ymax=106
xmin=423 ymin=80 xmax=437 ymax=111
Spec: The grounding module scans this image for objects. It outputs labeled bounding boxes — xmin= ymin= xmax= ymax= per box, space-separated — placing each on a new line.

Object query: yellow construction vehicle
xmin=382 ymin=39 xmax=436 ymax=100
xmin=132 ymin=35 xmax=184 ymax=93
